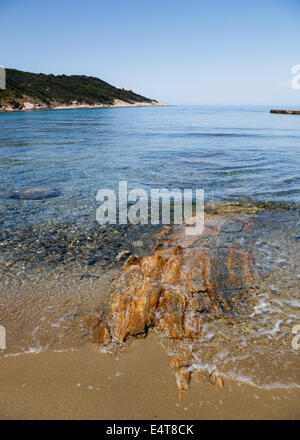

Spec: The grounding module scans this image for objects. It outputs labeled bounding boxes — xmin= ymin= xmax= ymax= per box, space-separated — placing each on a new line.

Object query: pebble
xmin=79 ymin=273 xmax=99 ymax=280
xmin=116 ymin=250 xmax=130 ymax=261
xmin=132 ymin=240 xmax=144 ymax=247
xmin=87 ymin=258 xmax=98 ymax=266
xmin=220 ymin=220 xmax=244 ymax=233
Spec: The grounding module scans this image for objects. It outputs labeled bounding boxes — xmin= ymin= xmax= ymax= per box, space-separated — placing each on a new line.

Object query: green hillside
xmin=0 ymin=68 xmax=156 ymax=110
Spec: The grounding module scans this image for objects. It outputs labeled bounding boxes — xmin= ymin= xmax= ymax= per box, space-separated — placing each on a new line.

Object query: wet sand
xmin=0 ymin=336 xmax=299 ymax=420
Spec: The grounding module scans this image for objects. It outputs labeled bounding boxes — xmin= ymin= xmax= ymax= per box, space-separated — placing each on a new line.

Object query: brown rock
xmin=175 ymin=368 xmax=192 ymax=401
xmin=103 ymin=214 xmax=258 ymax=343
xmin=92 ymin=324 xmax=111 ymax=345
xmin=93 ymin=213 xmax=259 ymax=398
xmin=83 ymin=314 xmax=102 ymax=330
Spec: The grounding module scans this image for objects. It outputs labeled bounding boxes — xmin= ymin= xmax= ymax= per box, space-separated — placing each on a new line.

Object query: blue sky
xmin=1 ymin=0 xmax=300 ymax=105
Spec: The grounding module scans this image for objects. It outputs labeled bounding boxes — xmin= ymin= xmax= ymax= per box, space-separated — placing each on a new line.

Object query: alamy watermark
xmin=291 ymin=65 xmax=300 ymax=90
xmin=0 ymin=65 xmax=5 ymax=89
xmin=96 ymin=181 xmax=204 ymax=235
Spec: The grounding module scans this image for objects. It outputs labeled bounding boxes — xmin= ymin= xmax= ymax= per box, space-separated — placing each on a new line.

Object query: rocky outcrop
xmin=0 ymin=186 xmax=61 ymax=200
xmin=88 ymin=212 xmax=259 ymax=399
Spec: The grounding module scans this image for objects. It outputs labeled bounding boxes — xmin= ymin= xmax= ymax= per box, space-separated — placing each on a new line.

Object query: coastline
xmin=0 ymin=99 xmax=166 ymax=113
xmin=270 ymin=109 xmax=300 ymax=115
xmin=0 ymin=336 xmax=299 ymax=420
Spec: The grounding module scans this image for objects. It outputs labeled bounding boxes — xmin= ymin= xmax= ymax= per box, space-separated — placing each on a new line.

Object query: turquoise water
xmin=1 ymin=105 xmax=300 ymax=229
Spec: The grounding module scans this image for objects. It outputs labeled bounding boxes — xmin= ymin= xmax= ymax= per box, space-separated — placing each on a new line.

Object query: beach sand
xmin=53 ymin=99 xmax=165 ymax=110
xmin=0 ymin=335 xmax=299 ymax=420
xmin=0 ymin=99 xmax=165 ymax=112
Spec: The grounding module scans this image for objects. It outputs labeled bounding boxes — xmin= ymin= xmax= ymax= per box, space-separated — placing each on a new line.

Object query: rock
xmin=170 ymin=354 xmax=193 ymax=369
xmin=205 ymin=200 xmax=260 ymax=215
xmin=207 ymin=370 xmax=224 ymax=387
xmin=116 ymin=250 xmax=130 ymax=261
xmin=92 ymin=324 xmax=111 ymax=345
xmin=90 ymin=213 xmax=259 ymax=399
xmin=0 ymin=188 xmax=14 ymax=199
xmin=87 ymin=258 xmax=98 ymax=266
xmin=83 ymin=314 xmax=102 ymax=330
xmin=132 ymin=240 xmax=144 ymax=248
xmin=106 ymin=216 xmax=257 ymax=344
xmin=11 ymin=186 xmax=61 ymax=200
xmin=219 ymin=219 xmax=244 ymax=233
xmin=205 ymin=200 xmax=228 ymax=213
xmin=175 ymin=368 xmax=192 ymax=401
xmin=122 ymin=254 xmax=140 ymax=269
xmin=79 ymin=273 xmax=99 ymax=280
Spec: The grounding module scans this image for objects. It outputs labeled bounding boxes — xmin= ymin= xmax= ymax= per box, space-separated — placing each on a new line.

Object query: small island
xmin=0 ymin=68 xmax=163 ymax=112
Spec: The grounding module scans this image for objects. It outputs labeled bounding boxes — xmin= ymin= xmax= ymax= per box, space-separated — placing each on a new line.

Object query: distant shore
xmin=270 ymin=109 xmax=300 ymax=115
xmin=0 ymin=99 xmax=166 ymax=113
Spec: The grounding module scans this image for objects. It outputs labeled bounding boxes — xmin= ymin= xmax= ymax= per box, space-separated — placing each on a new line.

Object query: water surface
xmin=0 ymin=106 xmax=299 ymax=389
xmin=1 ymin=105 xmax=300 ymax=229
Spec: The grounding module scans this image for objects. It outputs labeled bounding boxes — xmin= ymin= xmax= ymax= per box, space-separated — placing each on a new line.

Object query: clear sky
xmin=1 ymin=0 xmax=300 ymax=105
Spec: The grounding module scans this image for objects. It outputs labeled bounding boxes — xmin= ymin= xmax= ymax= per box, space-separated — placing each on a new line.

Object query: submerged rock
xmin=107 ymin=215 xmax=258 ymax=342
xmin=0 ymin=186 xmax=61 ymax=200
xmin=0 ymin=188 xmax=14 ymax=199
xmin=11 ymin=186 xmax=61 ymax=200
xmin=90 ymin=213 xmax=260 ymax=399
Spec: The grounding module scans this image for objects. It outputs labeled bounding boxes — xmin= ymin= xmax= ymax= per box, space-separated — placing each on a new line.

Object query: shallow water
xmin=0 ymin=105 xmax=300 ymax=230
xmin=0 ymin=106 xmax=299 ymax=389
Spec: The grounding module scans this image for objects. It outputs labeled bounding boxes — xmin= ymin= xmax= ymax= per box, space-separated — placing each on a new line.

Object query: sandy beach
xmin=53 ymin=99 xmax=166 ymax=111
xmin=0 ymin=336 xmax=299 ymax=420
xmin=0 ymin=99 xmax=165 ymax=113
